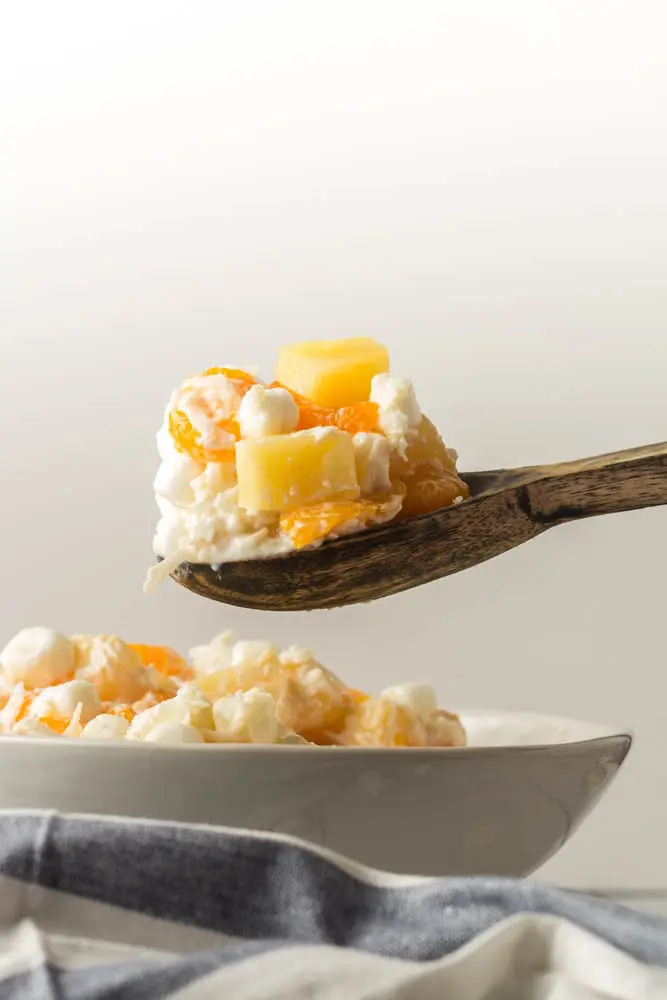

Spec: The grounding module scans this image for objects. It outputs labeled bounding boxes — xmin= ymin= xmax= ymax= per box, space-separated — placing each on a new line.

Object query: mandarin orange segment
xmin=398 ymin=464 xmax=468 ymax=519
xmin=279 ymin=494 xmax=401 ymax=549
xmin=107 ymin=704 xmax=136 ymax=723
xmin=279 ymin=658 xmax=350 ymax=732
xmin=334 ymin=402 xmax=379 ymax=435
xmin=38 ymin=716 xmax=70 ymax=735
xmin=295 ymin=404 xmax=337 ymax=431
xmin=269 ymin=383 xmax=379 ymax=435
xmin=269 ymin=382 xmax=335 ymax=430
xmin=203 ymin=367 xmax=258 ymax=395
xmin=345 ymin=688 xmax=370 ymax=705
xmin=298 ymin=686 xmax=370 ymax=745
xmin=169 ymin=368 xmax=255 ymax=464
xmin=298 ymin=726 xmax=344 ymax=746
xmin=295 ymin=401 xmax=379 ymax=435
xmin=15 ymin=690 xmax=36 ymax=722
xmin=129 ymin=644 xmax=190 ymax=679
xmin=387 ymin=414 xmax=469 ymax=518
xmin=169 ymin=410 xmax=236 ymax=466
xmin=389 ymin=416 xmax=455 ymax=475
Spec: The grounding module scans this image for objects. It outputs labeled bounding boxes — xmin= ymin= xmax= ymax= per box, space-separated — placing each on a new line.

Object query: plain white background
xmin=1 ymin=1 xmax=666 ymax=889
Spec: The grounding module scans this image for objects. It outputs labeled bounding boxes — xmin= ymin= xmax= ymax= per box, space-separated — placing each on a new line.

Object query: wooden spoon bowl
xmin=167 ymin=441 xmax=667 ymax=612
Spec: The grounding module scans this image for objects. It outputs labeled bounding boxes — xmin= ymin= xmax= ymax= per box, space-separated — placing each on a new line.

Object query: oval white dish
xmin=0 ymin=710 xmax=631 ymax=876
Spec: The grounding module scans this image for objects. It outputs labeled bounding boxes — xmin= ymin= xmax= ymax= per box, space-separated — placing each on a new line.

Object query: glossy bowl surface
xmin=0 ymin=710 xmax=631 ymax=876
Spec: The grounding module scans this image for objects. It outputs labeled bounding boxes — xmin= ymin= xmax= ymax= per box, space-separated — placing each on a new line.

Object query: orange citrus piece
xmin=269 ymin=382 xmax=379 ymax=435
xmin=38 ymin=716 xmax=70 ymax=735
xmin=397 ymin=462 xmax=468 ymax=519
xmin=297 ymin=687 xmax=371 ymax=745
xmin=283 ymin=659 xmax=352 ymax=734
xmin=334 ymin=402 xmax=379 ymax=435
xmin=389 ymin=416 xmax=453 ymax=475
xmin=129 ymin=644 xmax=191 ymax=679
xmin=169 ymin=368 xmax=257 ymax=464
xmin=387 ymin=416 xmax=469 ymax=518
xmin=345 ymin=688 xmax=370 ymax=705
xmin=107 ymin=704 xmax=136 ymax=723
xmin=14 ymin=690 xmax=36 ymax=722
xmin=269 ymin=382 xmax=331 ymax=428
xmin=280 ymin=494 xmax=400 ymax=549
xmin=169 ymin=409 xmax=238 ymax=465
xmin=203 ymin=367 xmax=258 ymax=395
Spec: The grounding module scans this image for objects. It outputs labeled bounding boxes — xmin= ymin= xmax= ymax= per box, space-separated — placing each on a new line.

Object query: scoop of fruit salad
xmin=148 ymin=338 xmax=468 ymax=584
xmin=0 ymin=627 xmax=466 ymax=748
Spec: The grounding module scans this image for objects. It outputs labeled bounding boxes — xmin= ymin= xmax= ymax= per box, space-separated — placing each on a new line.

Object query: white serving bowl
xmin=0 ymin=710 xmax=631 ymax=876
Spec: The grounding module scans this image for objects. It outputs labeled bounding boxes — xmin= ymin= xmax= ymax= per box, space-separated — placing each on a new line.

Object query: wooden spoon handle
xmin=523 ymin=442 xmax=667 ymax=524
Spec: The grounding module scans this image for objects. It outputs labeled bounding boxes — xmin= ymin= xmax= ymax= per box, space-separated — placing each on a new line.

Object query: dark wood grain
xmin=167 ymin=441 xmax=667 ymax=611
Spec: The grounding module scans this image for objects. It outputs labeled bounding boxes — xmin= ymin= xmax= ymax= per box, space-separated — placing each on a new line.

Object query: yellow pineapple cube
xmin=275 ymin=338 xmax=390 ymax=408
xmin=236 ymin=429 xmax=360 ymax=512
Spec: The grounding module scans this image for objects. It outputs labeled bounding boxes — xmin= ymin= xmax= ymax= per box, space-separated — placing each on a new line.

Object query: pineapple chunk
xmin=236 ymin=428 xmax=360 ymax=512
xmin=275 ymin=338 xmax=390 ymax=408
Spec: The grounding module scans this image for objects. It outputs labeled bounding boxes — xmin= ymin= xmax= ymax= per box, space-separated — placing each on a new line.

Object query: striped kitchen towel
xmin=0 ymin=810 xmax=666 ymax=999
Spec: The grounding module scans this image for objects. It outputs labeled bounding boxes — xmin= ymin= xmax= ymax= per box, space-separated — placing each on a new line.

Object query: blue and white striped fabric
xmin=0 ymin=810 xmax=666 ymax=999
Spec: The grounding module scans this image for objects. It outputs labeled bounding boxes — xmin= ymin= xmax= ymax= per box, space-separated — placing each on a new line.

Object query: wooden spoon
xmin=166 ymin=441 xmax=667 ymax=612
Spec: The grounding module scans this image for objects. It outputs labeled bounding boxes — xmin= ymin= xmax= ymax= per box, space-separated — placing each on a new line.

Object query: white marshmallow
xmin=231 ymin=640 xmax=278 ymax=669
xmin=144 ymin=722 xmax=204 ymax=744
xmin=128 ymin=685 xmax=213 ymax=739
xmin=237 ymin=385 xmax=299 ymax=439
xmin=213 ymin=688 xmax=284 ymax=743
xmin=10 ymin=718 xmax=56 ymax=738
xmin=28 ymin=680 xmax=102 ymax=724
xmin=381 ymin=683 xmax=438 ymax=721
xmin=82 ymin=714 xmax=131 ymax=740
xmin=189 ymin=631 xmax=235 ymax=674
xmin=0 ymin=627 xmax=74 ymax=689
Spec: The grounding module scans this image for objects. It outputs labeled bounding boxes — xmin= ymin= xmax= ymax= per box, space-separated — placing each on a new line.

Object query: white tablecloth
xmin=1 ymin=810 xmax=666 ymax=999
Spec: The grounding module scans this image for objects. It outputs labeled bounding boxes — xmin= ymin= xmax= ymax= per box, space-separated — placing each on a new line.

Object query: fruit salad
xmin=149 ymin=338 xmax=468 ymax=583
xmin=0 ymin=627 xmax=466 ymax=748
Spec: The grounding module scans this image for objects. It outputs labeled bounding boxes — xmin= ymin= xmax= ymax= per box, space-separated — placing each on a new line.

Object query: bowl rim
xmin=0 ymin=708 xmax=633 ymax=756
